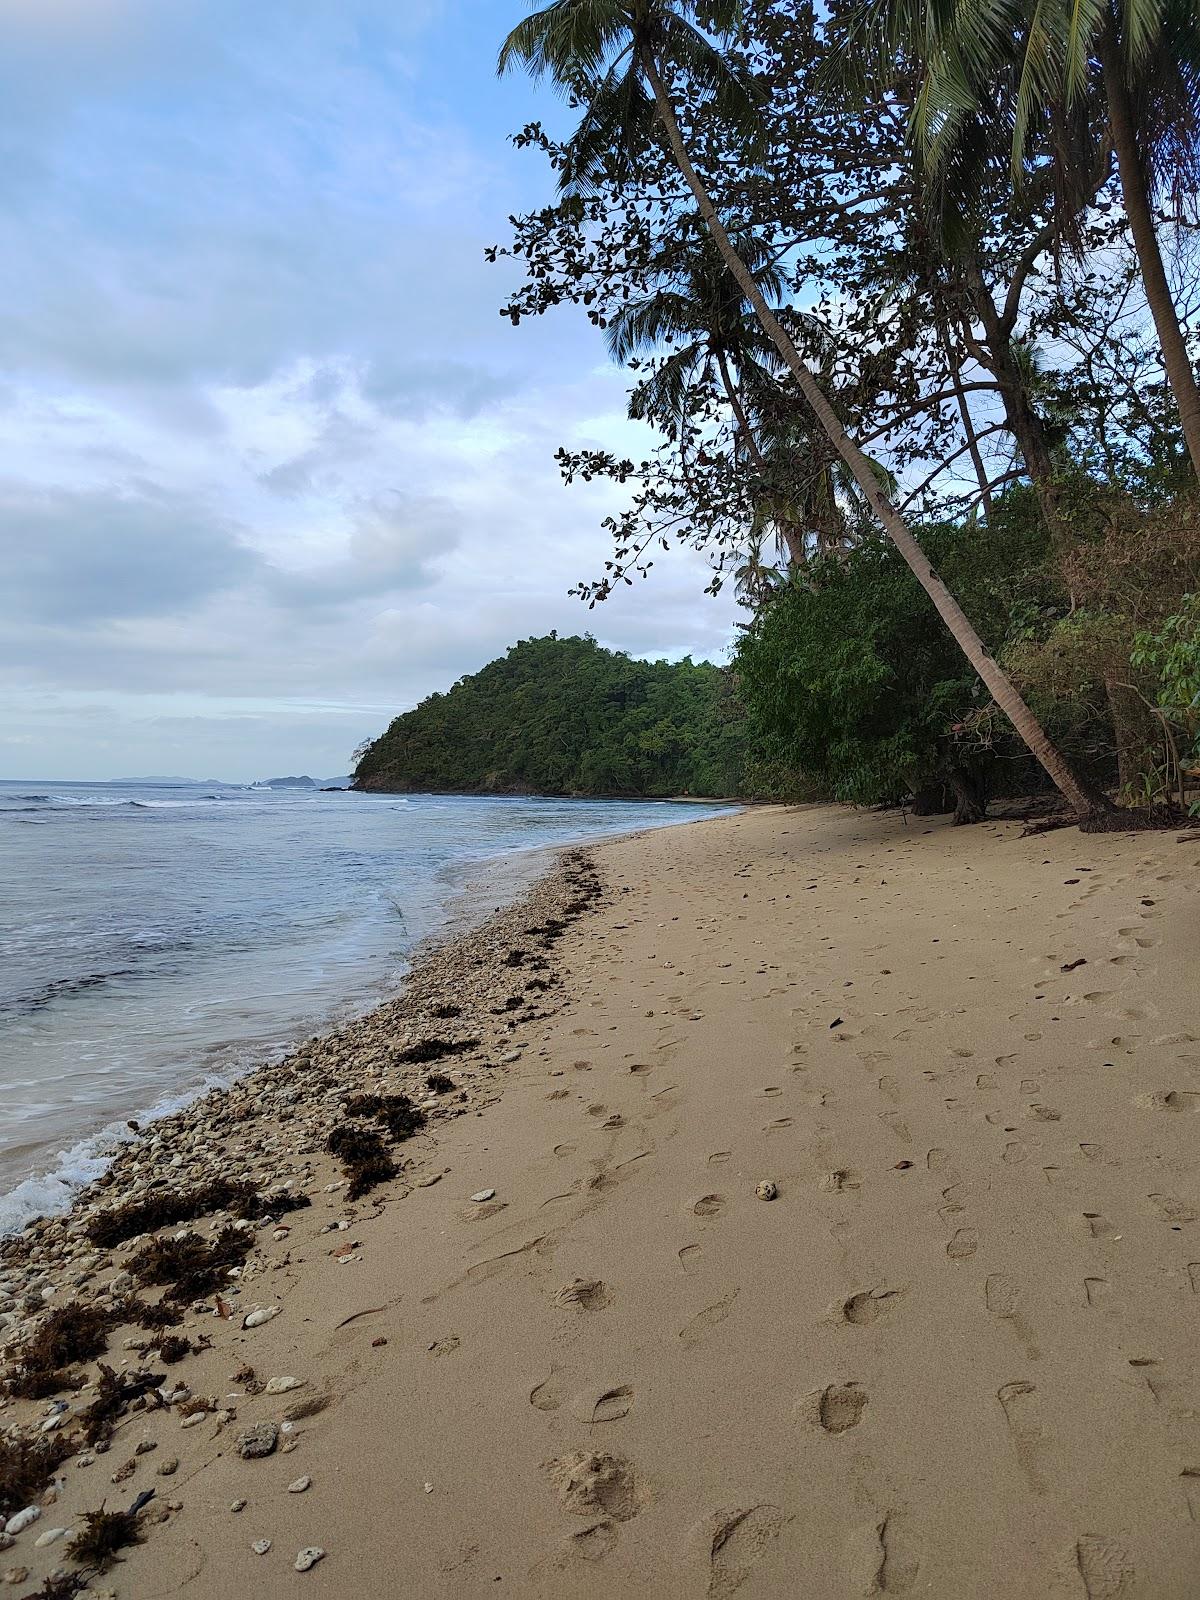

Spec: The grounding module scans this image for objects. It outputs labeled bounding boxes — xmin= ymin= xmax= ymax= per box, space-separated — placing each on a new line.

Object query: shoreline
xmin=1 ymin=804 xmax=736 ymax=1236
xmin=3 ymin=803 xmax=1198 ymax=1597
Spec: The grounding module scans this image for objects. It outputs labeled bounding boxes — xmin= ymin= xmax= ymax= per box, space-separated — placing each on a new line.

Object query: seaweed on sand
xmin=0 ymin=1432 xmax=76 ymax=1521
xmin=345 ymin=1154 xmax=398 ymax=1201
xmin=67 ymin=1506 xmax=142 ymax=1570
xmin=86 ymin=1179 xmax=261 ymax=1248
xmin=127 ymin=1225 xmax=251 ymax=1303
xmin=425 ymin=1073 xmax=455 ymax=1094
xmin=22 ymin=1573 xmax=92 ymax=1599
xmin=6 ymin=1302 xmax=113 ymax=1399
xmin=394 ymin=1037 xmax=479 ymax=1065
xmin=341 ymin=1093 xmax=427 ymax=1141
xmin=148 ymin=1333 xmax=192 ymax=1364
xmin=79 ymin=1364 xmax=165 ymax=1447
xmin=327 ymin=1123 xmax=397 ymax=1200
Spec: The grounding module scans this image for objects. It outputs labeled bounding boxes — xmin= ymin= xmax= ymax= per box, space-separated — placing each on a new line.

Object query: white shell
xmin=242 ymin=1306 xmax=280 ymax=1329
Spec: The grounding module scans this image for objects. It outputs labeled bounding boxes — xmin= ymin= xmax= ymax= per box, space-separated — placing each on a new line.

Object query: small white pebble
xmin=252 ymin=1538 xmax=272 ymax=1555
xmin=470 ymin=1189 xmax=495 ymax=1203
xmin=287 ymin=1476 xmax=311 ymax=1494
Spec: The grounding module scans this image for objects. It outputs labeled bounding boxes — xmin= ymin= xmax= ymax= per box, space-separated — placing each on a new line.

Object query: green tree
xmin=499 ymin=0 xmax=1108 ymax=821
xmin=848 ymin=0 xmax=1200 ymax=478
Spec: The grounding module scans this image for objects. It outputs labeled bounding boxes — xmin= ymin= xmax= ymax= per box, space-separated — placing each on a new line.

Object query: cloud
xmin=0 ymin=482 xmax=257 ymax=623
xmin=0 ymin=0 xmax=741 ymax=781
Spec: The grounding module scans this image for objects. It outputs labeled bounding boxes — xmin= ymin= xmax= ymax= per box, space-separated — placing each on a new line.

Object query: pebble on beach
xmin=295 ymin=1547 xmax=326 ymax=1572
xmin=755 ymin=1180 xmax=779 ymax=1201
xmin=237 ymin=1422 xmax=279 ymax=1460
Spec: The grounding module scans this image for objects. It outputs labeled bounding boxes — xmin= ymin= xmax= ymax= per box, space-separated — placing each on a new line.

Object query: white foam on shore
xmin=0 ymin=1072 xmax=241 ymax=1237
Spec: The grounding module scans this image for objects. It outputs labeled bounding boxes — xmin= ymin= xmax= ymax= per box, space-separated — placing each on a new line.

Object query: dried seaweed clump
xmin=67 ymin=1506 xmax=143 ymax=1570
xmin=6 ymin=1301 xmax=113 ymax=1399
xmin=425 ymin=1073 xmax=455 ymax=1095
xmin=86 ymin=1178 xmax=262 ymax=1248
xmin=111 ymin=1295 xmax=183 ymax=1331
xmin=0 ymin=1431 xmax=76 ymax=1521
xmin=394 ymin=1037 xmax=478 ymax=1065
xmin=342 ymin=1093 xmax=427 ymax=1142
xmin=26 ymin=1572 xmax=91 ymax=1598
xmin=127 ymin=1224 xmax=251 ymax=1303
xmin=263 ymin=1188 xmax=311 ymax=1217
xmin=327 ymin=1123 xmax=396 ymax=1201
xmin=149 ymin=1333 xmax=192 ymax=1364
xmin=80 ymin=1364 xmax=165 ymax=1447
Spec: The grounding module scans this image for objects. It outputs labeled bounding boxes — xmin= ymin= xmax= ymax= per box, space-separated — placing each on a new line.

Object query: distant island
xmin=352 ymin=634 xmax=775 ymax=799
xmin=253 ymin=775 xmax=353 ymax=790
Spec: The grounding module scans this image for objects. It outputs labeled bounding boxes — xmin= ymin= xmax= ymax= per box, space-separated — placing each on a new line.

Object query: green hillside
xmin=352 ymin=634 xmax=753 ymax=798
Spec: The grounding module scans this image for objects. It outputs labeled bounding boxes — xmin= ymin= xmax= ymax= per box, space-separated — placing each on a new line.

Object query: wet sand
xmin=3 ymin=804 xmax=1199 ymax=1597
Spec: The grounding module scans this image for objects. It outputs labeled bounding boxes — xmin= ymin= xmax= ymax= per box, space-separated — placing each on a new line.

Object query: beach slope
xmin=6 ymin=804 xmax=1199 ymax=1598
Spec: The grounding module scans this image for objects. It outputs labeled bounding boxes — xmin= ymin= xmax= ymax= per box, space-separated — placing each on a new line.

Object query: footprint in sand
xmin=545 ymin=1451 xmax=642 ymax=1523
xmin=765 ymin=1116 xmax=794 ymax=1133
xmin=693 ymin=1193 xmax=727 ymax=1218
xmin=553 ymin=1275 xmax=612 ymax=1310
xmin=564 ymin=1520 xmax=619 ymax=1562
xmin=820 ymin=1169 xmax=862 ymax=1193
xmin=985 ymin=1274 xmax=1020 ymax=1317
xmin=946 ymin=1228 xmax=978 ymax=1260
xmin=678 ymin=1244 xmax=703 ymax=1274
xmin=839 ymin=1288 xmax=901 ymax=1326
xmin=846 ymin=1513 xmax=919 ymax=1595
xmin=1149 ymin=1193 xmax=1197 ymax=1224
xmin=1083 ymin=1213 xmax=1117 ymax=1239
xmin=697 ymin=1505 xmax=784 ymax=1599
xmin=679 ymin=1290 xmax=739 ymax=1348
xmin=1084 ymin=1278 xmax=1109 ymax=1306
xmin=1073 ymin=1535 xmax=1136 ymax=1597
xmin=801 ymin=1381 xmax=868 ymax=1435
xmin=1002 ymin=1142 xmax=1028 ymax=1165
xmin=1136 ymin=1090 xmax=1200 ymax=1113
xmin=1187 ymin=1264 xmax=1200 ymax=1295
xmin=708 ymin=1152 xmax=732 ymax=1167
xmin=570 ymin=1384 xmax=634 ymax=1425
xmin=531 ymin=1370 xmax=567 ymax=1411
xmin=997 ymin=1380 xmax=1045 ymax=1492
xmin=879 ymin=1111 xmax=911 ymax=1143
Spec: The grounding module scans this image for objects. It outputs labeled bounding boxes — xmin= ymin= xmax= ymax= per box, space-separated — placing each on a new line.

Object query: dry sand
xmin=5 ymin=803 xmax=1200 ymax=1598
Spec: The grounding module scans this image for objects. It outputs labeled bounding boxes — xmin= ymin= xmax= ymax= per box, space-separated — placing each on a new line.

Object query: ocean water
xmin=0 ymin=780 xmax=730 ymax=1232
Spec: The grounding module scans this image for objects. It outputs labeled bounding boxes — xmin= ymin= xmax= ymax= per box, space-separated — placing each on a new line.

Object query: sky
xmin=0 ymin=0 xmax=740 ymax=782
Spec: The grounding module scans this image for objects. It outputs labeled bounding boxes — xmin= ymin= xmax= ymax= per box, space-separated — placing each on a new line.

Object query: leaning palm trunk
xmin=641 ymin=53 xmax=1107 ymax=820
xmin=1099 ymin=30 xmax=1200 ymax=481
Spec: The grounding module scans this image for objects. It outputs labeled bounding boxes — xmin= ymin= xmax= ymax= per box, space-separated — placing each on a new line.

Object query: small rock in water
xmin=470 ymin=1189 xmax=496 ymax=1203
xmin=265 ymin=1376 xmax=304 ymax=1395
xmin=252 ymin=1538 xmax=272 ymax=1556
xmin=237 ymin=1422 xmax=279 ymax=1460
xmin=287 ymin=1476 xmax=311 ymax=1494
xmin=3 ymin=1508 xmax=39 ymax=1537
xmin=755 ymin=1180 xmax=779 ymax=1201
xmin=242 ymin=1306 xmax=280 ymax=1329
xmin=294 ymin=1547 xmax=325 ymax=1572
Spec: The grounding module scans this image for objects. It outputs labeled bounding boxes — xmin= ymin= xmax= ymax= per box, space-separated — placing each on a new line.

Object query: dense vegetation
xmin=487 ymin=0 xmax=1200 ymax=826
xmin=353 ymin=634 xmax=771 ymax=798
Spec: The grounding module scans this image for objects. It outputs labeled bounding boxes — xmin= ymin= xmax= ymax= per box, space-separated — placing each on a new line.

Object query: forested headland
xmin=353 ymin=634 xmax=778 ymax=798
xmin=480 ymin=0 xmax=1200 ymax=830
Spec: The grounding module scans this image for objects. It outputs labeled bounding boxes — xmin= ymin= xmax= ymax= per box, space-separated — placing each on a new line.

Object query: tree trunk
xmin=948 ymin=768 xmax=988 ymax=825
xmin=933 ymin=297 xmax=993 ymax=516
xmin=960 ymin=264 xmax=1066 ymax=542
xmin=1100 ymin=28 xmax=1200 ymax=481
xmin=643 ymin=54 xmax=1109 ymax=823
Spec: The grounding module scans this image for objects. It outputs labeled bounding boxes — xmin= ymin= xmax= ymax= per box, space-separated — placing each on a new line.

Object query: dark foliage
xmin=426 ymin=1074 xmax=456 ymax=1094
xmin=353 ymin=634 xmax=767 ymax=799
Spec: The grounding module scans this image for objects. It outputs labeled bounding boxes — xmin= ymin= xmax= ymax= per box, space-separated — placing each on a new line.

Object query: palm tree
xmin=855 ymin=0 xmax=1200 ymax=479
xmin=500 ymin=0 xmax=1108 ymax=820
xmin=606 ymin=227 xmax=810 ymax=561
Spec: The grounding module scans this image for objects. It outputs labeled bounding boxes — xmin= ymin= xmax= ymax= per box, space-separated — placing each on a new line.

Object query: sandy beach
xmin=4 ymin=803 xmax=1200 ymax=1598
